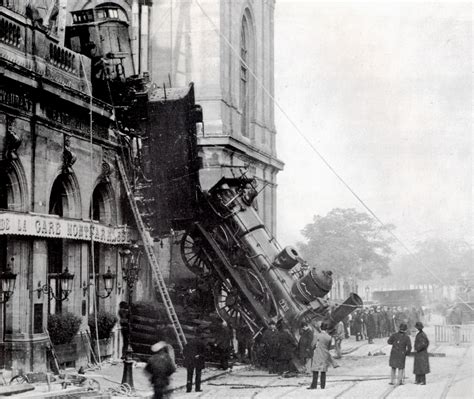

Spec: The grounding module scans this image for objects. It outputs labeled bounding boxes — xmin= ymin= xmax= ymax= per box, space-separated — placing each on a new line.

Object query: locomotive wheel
xmin=180 ymin=230 xmax=212 ymax=277
xmin=213 ymin=279 xmax=259 ymax=330
xmin=240 ymin=268 xmax=278 ymax=318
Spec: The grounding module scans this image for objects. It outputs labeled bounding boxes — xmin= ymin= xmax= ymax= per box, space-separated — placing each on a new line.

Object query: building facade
xmin=0 ymin=2 xmax=133 ymax=372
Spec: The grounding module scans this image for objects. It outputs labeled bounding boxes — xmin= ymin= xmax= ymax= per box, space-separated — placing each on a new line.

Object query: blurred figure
xmin=352 ymin=310 xmax=363 ymax=341
xmin=388 ymin=323 xmax=412 ymax=385
xmin=413 ymin=321 xmax=430 ymax=385
xmin=183 ymin=327 xmax=206 ymax=393
xmin=145 ymin=341 xmax=176 ymax=399
xmin=297 ymin=322 xmax=314 ymax=372
xmin=307 ymin=322 xmax=332 ymax=390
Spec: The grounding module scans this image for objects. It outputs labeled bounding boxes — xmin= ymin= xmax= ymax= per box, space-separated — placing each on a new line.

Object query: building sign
xmin=0 ymin=211 xmax=134 ymax=245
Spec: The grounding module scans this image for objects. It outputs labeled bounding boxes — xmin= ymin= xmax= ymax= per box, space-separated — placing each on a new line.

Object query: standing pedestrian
xmin=183 ymin=327 xmax=206 ymax=393
xmin=145 ymin=341 xmax=176 ymax=399
xmin=366 ymin=308 xmax=376 ymax=344
xmin=276 ymin=322 xmax=296 ymax=374
xmin=332 ymin=321 xmax=345 ymax=359
xmin=236 ymin=323 xmax=253 ymax=363
xmin=297 ymin=322 xmax=314 ymax=372
xmin=262 ymin=321 xmax=280 ymax=373
xmin=307 ymin=322 xmax=332 ymax=390
xmin=212 ymin=320 xmax=233 ymax=370
xmin=387 ymin=323 xmax=412 ymax=385
xmin=413 ymin=321 xmax=430 ymax=385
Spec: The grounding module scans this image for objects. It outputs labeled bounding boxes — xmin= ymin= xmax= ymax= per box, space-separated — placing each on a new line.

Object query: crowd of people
xmin=143 ymin=306 xmax=431 ymax=397
xmin=350 ymin=305 xmax=425 ymax=343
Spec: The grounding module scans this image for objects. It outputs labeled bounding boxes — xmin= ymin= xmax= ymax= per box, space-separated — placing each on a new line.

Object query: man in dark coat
xmin=145 ymin=341 xmax=176 ymax=399
xmin=236 ymin=323 xmax=253 ymax=363
xmin=297 ymin=322 xmax=314 ymax=372
xmin=388 ymin=323 xmax=412 ymax=385
xmin=212 ymin=320 xmax=233 ymax=370
xmin=413 ymin=321 xmax=430 ymax=385
xmin=183 ymin=327 xmax=207 ymax=393
xmin=276 ymin=323 xmax=296 ymax=374
xmin=262 ymin=321 xmax=279 ymax=373
xmin=366 ymin=309 xmax=377 ymax=344
xmin=352 ymin=310 xmax=362 ymax=341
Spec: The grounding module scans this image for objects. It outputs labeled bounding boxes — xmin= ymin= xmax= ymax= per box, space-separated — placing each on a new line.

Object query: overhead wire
xmin=193 ymin=0 xmax=473 ymax=310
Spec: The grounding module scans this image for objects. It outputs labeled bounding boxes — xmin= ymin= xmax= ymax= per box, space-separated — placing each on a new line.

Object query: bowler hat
xmin=399 ymin=323 xmax=408 ymax=332
xmin=415 ymin=321 xmax=424 ymax=330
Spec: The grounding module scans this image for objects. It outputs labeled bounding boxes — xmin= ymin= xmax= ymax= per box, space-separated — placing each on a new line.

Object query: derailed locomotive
xmin=181 ymin=176 xmax=363 ymax=338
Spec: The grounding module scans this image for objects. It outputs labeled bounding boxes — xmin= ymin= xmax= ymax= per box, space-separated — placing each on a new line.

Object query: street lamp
xmin=119 ymin=244 xmax=141 ymax=388
xmin=83 ymin=267 xmax=115 ymax=299
xmin=0 ymin=257 xmax=17 ymax=304
xmin=365 ymin=286 xmax=370 ymax=302
xmin=36 ymin=268 xmax=75 ymax=301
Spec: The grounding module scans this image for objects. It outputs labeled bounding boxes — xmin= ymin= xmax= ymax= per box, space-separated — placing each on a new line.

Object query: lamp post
xmin=365 ymin=286 xmax=370 ymax=302
xmin=119 ymin=244 xmax=141 ymax=388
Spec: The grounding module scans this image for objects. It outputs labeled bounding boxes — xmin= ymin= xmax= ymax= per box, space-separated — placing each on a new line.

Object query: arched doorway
xmin=0 ymin=160 xmax=28 ymax=344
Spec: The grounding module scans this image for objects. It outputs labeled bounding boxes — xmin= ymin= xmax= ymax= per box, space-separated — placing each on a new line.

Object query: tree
xmin=297 ymin=208 xmax=395 ymax=281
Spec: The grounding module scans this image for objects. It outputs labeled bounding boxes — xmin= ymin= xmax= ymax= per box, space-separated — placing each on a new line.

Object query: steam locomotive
xmin=181 ymin=176 xmax=363 ymax=336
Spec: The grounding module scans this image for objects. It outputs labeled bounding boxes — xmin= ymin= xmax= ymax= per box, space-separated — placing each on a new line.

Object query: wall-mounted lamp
xmin=0 ymin=257 xmax=17 ymax=304
xmin=82 ymin=267 xmax=115 ymax=299
xmin=36 ymin=268 xmax=74 ymax=301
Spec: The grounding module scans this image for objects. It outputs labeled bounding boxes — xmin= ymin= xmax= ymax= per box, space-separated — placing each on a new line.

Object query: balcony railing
xmin=0 ymin=6 xmax=90 ymax=93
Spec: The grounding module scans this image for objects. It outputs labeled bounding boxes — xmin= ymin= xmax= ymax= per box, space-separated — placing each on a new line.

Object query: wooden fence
xmin=434 ymin=324 xmax=473 ymax=344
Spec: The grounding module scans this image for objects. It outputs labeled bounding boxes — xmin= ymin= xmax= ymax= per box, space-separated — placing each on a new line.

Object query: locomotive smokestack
xmin=325 ymin=293 xmax=363 ymax=331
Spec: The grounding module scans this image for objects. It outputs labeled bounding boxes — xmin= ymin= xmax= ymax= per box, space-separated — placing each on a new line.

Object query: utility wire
xmin=193 ymin=0 xmax=473 ymax=310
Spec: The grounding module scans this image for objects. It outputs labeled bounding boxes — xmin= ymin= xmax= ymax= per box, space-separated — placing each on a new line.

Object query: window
xmin=240 ymin=9 xmax=254 ymax=138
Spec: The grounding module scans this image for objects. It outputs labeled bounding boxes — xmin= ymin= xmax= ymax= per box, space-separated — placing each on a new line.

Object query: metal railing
xmin=434 ymin=324 xmax=473 ymax=344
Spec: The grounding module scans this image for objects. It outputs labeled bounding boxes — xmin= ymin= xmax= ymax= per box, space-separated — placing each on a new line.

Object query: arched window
xmin=47 ymin=173 xmax=80 ymax=314
xmin=89 ymin=182 xmax=116 ymax=311
xmin=240 ymin=10 xmax=254 ymax=138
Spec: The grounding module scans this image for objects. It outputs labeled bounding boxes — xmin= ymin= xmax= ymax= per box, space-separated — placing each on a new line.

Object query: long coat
xmin=310 ymin=331 xmax=332 ymax=372
xmin=297 ymin=328 xmax=314 ymax=359
xmin=145 ymin=350 xmax=176 ymax=394
xmin=183 ymin=337 xmax=207 ymax=370
xmin=278 ymin=329 xmax=296 ymax=360
xmin=388 ymin=332 xmax=412 ymax=369
xmin=366 ymin=313 xmax=377 ymax=338
xmin=413 ymin=330 xmax=430 ymax=375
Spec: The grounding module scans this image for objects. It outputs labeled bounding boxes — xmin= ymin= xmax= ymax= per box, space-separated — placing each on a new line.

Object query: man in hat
xmin=297 ymin=322 xmax=314 ymax=372
xmin=307 ymin=321 xmax=332 ymax=390
xmin=387 ymin=323 xmax=412 ymax=385
xmin=145 ymin=341 xmax=176 ymax=399
xmin=183 ymin=327 xmax=207 ymax=393
xmin=413 ymin=321 xmax=430 ymax=385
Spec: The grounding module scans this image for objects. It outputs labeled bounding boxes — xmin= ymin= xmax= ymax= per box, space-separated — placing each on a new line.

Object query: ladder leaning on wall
xmin=115 ymin=154 xmax=187 ymax=352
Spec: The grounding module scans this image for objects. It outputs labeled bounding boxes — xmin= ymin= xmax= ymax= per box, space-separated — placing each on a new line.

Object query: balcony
xmin=0 ymin=6 xmax=91 ymax=94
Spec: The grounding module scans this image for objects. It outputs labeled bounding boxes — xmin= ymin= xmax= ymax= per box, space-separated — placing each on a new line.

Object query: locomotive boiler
xmin=181 ymin=176 xmax=363 ymax=337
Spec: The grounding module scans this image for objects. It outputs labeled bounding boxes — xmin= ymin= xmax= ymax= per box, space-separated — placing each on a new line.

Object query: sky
xmin=273 ymin=0 xmax=472 ymax=251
